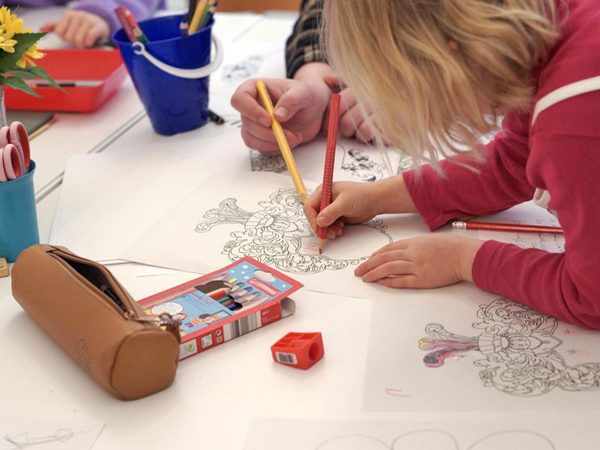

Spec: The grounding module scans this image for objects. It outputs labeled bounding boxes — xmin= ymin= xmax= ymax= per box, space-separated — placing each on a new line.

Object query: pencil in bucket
xmin=112 ymin=13 xmax=223 ymax=136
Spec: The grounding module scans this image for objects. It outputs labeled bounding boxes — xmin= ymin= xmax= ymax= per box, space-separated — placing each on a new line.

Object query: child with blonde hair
xmin=233 ymin=0 xmax=600 ymax=329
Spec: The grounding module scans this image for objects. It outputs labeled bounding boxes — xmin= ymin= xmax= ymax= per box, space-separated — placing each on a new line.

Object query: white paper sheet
xmin=50 ymin=121 xmax=249 ymax=262
xmin=0 ymin=418 xmax=103 ymax=450
xmin=243 ymin=418 xmax=597 ymax=450
xmin=462 ymin=202 xmax=564 ymax=253
xmin=211 ymin=42 xmax=286 ymax=100
xmin=361 ymin=284 xmax=600 ymax=411
xmin=122 ymin=171 xmax=430 ymax=298
xmin=250 ymin=136 xmax=406 ymax=183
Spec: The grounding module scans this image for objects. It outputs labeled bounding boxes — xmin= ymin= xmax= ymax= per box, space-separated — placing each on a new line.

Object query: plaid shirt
xmin=285 ymin=0 xmax=325 ymax=78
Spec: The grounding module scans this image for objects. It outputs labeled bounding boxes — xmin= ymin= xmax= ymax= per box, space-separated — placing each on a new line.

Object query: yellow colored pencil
xmin=188 ymin=0 xmax=208 ymax=34
xmin=255 ymin=80 xmax=308 ymax=204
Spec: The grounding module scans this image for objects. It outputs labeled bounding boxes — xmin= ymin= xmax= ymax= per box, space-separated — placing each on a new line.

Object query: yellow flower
xmin=0 ymin=34 xmax=17 ymax=53
xmin=0 ymin=6 xmax=33 ymax=54
xmin=16 ymin=43 xmax=45 ymax=68
xmin=0 ymin=6 xmax=32 ymax=39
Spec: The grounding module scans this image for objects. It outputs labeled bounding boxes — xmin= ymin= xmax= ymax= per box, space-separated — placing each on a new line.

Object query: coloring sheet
xmin=243 ymin=418 xmax=598 ymax=450
xmin=50 ymin=120 xmax=249 ymax=262
xmin=250 ymin=136 xmax=408 ymax=184
xmin=362 ymin=284 xmax=600 ymax=411
xmin=0 ymin=418 xmax=103 ymax=450
xmin=122 ymin=171 xmax=430 ymax=299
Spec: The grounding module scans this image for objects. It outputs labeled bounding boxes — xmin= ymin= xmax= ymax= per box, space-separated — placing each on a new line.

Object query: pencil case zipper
xmin=47 ymin=251 xmax=179 ymax=333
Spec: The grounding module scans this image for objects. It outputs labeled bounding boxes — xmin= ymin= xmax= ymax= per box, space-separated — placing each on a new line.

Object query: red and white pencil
xmin=317 ymin=93 xmax=342 ymax=254
xmin=452 ymin=221 xmax=563 ymax=234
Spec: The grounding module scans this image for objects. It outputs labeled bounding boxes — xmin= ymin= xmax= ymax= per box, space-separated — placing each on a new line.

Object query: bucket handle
xmin=132 ymin=35 xmax=223 ymax=79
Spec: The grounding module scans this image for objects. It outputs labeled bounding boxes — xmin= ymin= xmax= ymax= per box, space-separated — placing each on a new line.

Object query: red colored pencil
xmin=114 ymin=7 xmax=136 ymax=43
xmin=317 ymin=93 xmax=342 ymax=254
xmin=121 ymin=6 xmax=149 ymax=43
xmin=452 ymin=221 xmax=563 ymax=234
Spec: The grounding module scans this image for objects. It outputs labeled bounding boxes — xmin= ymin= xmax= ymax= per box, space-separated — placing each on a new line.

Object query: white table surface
xmin=1 ymin=8 xmax=599 ymax=450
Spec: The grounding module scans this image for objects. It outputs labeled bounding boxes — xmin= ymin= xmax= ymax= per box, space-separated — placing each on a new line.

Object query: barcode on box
xmin=275 ymin=352 xmax=297 ymax=365
xmin=223 ymin=312 xmax=262 ymax=341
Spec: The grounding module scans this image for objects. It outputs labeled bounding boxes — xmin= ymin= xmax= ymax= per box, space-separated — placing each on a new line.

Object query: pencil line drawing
xmin=250 ymin=142 xmax=401 ymax=181
xmin=313 ymin=429 xmax=556 ymax=450
xmin=4 ymin=428 xmax=74 ymax=449
xmin=194 ymin=188 xmax=392 ymax=275
xmin=249 ymin=149 xmax=286 ymax=173
xmin=221 ymin=55 xmax=264 ymax=84
xmin=419 ymin=297 xmax=600 ymax=397
xmin=221 ymin=49 xmax=281 ymax=84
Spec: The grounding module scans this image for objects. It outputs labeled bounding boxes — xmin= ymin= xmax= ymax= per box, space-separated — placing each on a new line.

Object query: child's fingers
xmin=241 ymin=129 xmax=281 ymax=155
xmin=64 ymin=15 xmax=85 ymax=45
xmin=84 ymin=27 xmax=101 ymax=48
xmin=74 ymin=20 xmax=93 ymax=48
xmin=53 ymin=14 xmax=71 ymax=37
xmin=231 ymin=80 xmax=272 ymax=127
xmin=40 ymin=22 xmax=56 ymax=32
xmin=303 ymin=186 xmax=323 ymax=233
xmin=241 ymin=116 xmax=278 ymax=143
xmin=356 ymin=118 xmax=374 ymax=143
xmin=317 ymin=197 xmax=350 ymax=228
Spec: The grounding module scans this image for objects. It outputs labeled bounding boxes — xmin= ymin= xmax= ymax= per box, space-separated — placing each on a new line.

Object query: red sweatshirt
xmin=403 ymin=0 xmax=600 ymax=329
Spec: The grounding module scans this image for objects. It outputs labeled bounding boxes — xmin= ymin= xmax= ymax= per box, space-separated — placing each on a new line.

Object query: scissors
xmin=0 ymin=122 xmax=30 ymax=182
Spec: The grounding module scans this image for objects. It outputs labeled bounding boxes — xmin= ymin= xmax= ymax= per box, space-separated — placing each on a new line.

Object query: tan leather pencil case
xmin=11 ymin=244 xmax=181 ymax=400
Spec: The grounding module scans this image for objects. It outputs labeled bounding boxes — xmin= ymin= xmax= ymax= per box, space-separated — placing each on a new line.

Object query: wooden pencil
xmin=255 ymin=80 xmax=308 ymax=204
xmin=452 ymin=221 xmax=563 ymax=234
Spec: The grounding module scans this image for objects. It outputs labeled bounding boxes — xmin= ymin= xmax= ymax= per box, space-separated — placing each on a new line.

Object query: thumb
xmin=317 ymin=198 xmax=349 ymax=228
xmin=273 ymin=86 xmax=309 ymax=122
xmin=40 ymin=22 xmax=57 ymax=32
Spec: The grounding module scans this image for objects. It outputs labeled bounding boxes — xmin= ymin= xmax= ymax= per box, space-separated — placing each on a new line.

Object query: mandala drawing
xmin=195 ymin=188 xmax=392 ymax=275
xmin=419 ymin=298 xmax=600 ymax=396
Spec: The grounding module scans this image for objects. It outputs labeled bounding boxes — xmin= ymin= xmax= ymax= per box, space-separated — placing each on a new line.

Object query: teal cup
xmin=0 ymin=160 xmax=39 ymax=262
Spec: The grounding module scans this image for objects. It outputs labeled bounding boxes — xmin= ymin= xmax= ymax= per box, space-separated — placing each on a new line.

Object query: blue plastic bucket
xmin=0 ymin=161 xmax=39 ymax=262
xmin=113 ymin=14 xmax=223 ymax=136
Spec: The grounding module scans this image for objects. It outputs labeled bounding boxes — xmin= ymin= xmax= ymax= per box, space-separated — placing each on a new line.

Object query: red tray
xmin=4 ymin=49 xmax=127 ymax=113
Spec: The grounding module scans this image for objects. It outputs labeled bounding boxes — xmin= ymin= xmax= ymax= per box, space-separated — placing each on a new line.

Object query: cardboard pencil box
xmin=137 ymin=257 xmax=301 ymax=360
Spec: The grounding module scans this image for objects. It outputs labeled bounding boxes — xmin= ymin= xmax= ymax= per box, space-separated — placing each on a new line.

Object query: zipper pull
xmin=124 ymin=311 xmax=181 ymax=334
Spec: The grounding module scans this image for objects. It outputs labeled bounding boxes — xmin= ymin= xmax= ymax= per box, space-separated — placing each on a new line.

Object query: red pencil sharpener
xmin=271 ymin=332 xmax=324 ymax=370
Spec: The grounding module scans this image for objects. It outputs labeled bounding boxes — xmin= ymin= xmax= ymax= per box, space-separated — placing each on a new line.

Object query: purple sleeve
xmin=72 ymin=0 xmax=166 ymax=32
xmin=402 ymin=110 xmax=535 ymax=231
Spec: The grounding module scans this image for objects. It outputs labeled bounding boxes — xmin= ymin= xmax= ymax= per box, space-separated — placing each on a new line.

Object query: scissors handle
xmin=10 ymin=121 xmax=30 ymax=170
xmin=2 ymin=144 xmax=23 ymax=180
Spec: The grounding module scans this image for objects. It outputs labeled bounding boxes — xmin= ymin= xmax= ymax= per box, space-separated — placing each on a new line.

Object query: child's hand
xmin=304 ymin=181 xmax=384 ymax=238
xmin=41 ymin=11 xmax=110 ymax=49
xmin=322 ymin=76 xmax=378 ymax=143
xmin=231 ymin=77 xmax=331 ymax=155
xmin=304 ymin=176 xmax=418 ymax=239
xmin=355 ymin=235 xmax=484 ymax=288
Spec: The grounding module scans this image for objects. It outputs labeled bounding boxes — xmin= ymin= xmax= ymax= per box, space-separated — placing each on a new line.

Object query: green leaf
xmin=3 ymin=76 xmax=40 ymax=97
xmin=0 ymin=32 xmax=45 ymax=72
xmin=24 ymin=66 xmax=64 ymax=91
xmin=6 ymin=66 xmax=65 ymax=92
xmin=6 ymin=68 xmax=39 ymax=80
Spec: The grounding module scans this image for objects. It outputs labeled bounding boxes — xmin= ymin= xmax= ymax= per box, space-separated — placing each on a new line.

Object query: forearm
xmin=374 ymin=175 xmax=418 ymax=214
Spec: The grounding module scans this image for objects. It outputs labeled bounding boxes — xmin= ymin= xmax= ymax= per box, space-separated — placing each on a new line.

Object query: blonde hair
xmin=324 ymin=0 xmax=561 ymax=169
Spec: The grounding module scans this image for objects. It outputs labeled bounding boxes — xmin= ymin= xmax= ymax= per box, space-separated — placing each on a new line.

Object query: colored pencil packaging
xmin=11 ymin=245 xmax=181 ymax=401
